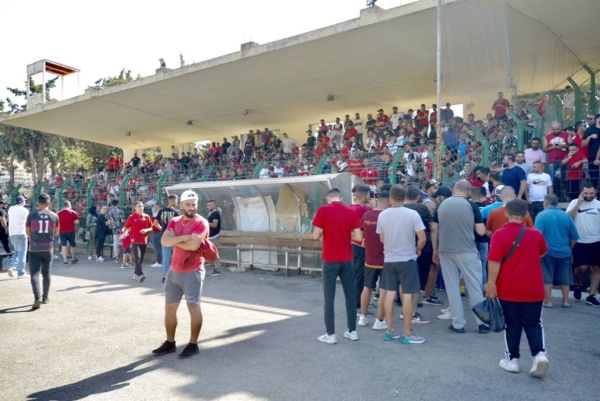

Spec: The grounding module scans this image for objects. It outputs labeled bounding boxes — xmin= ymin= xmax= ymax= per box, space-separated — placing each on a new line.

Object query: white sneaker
xmin=7 ymin=269 xmax=14 ymax=278
xmin=357 ymin=315 xmax=368 ymax=327
xmin=317 ymin=333 xmax=338 ymax=344
xmin=437 ymin=311 xmax=452 ymax=320
xmin=53 ymin=254 xmax=59 ymax=260
xmin=97 ymin=257 xmax=104 ymax=262
xmin=150 ymin=262 xmax=162 ymax=268
xmin=529 ymin=352 xmax=549 ymax=378
xmin=17 ymin=274 xmax=30 ymax=279
xmin=440 ymin=307 xmax=450 ymax=313
xmin=343 ymin=330 xmax=359 ymax=341
xmin=88 ymin=256 xmax=93 ymax=260
xmin=372 ymin=319 xmax=388 ymax=330
xmin=499 ymin=358 xmax=520 ymax=373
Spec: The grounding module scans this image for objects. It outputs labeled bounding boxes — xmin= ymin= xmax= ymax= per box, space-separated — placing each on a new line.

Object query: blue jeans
xmin=162 ymin=246 xmax=173 ymax=276
xmin=10 ymin=235 xmax=28 ymax=276
xmin=152 ymin=232 xmax=163 ymax=264
xmin=476 ymin=242 xmax=489 ymax=285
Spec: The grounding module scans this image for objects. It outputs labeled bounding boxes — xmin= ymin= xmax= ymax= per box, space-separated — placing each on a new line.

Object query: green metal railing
xmin=10 ymin=185 xmax=22 ymax=205
xmin=119 ymin=174 xmax=132 ymax=212
xmin=86 ymin=176 xmax=98 ymax=208
xmin=252 ymin=161 xmax=264 ymax=179
xmin=33 ymin=181 xmax=47 ymax=205
xmin=548 ymin=91 xmax=563 ymax=126
xmin=315 ymin=156 xmax=329 ymax=174
xmin=583 ymin=65 xmax=597 ymax=114
xmin=471 ymin=130 xmax=489 ymax=165
xmin=388 ymin=148 xmax=405 ymax=185
xmin=57 ymin=180 xmax=70 ymax=209
xmin=156 ymin=173 xmax=170 ymax=203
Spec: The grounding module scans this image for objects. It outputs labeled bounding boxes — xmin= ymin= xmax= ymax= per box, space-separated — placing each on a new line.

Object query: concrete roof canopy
xmin=1 ymin=0 xmax=598 ymax=155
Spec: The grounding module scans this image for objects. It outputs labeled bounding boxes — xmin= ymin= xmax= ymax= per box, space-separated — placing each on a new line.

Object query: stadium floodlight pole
xmin=435 ymin=0 xmax=442 ymax=182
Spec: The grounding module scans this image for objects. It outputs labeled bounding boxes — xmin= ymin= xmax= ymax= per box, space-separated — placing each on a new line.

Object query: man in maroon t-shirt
xmin=313 ymin=188 xmax=363 ymax=344
xmin=486 ymin=199 xmax=549 ymax=378
xmin=57 ymin=200 xmax=80 ymax=265
xmin=358 ymin=189 xmax=389 ymax=330
xmin=350 ymin=185 xmax=373 ymax=311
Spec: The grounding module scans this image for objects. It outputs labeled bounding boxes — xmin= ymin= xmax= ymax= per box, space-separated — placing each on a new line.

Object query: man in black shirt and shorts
xmin=206 ymin=200 xmax=222 ymax=276
xmin=26 ymin=193 xmax=60 ymax=310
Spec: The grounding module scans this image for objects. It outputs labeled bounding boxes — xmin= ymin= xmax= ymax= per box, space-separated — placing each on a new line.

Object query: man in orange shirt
xmin=485 ymin=186 xmax=533 ymax=238
xmin=124 ymin=201 xmax=153 ymax=282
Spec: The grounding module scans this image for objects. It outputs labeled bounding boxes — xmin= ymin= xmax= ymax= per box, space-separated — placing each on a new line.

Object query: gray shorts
xmin=541 ymin=255 xmax=574 ymax=285
xmin=164 ymin=269 xmax=205 ymax=306
xmin=381 ymin=260 xmax=420 ymax=294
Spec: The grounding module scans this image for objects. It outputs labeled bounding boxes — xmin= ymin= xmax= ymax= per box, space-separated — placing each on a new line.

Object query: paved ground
xmin=1 ymin=258 xmax=598 ymax=401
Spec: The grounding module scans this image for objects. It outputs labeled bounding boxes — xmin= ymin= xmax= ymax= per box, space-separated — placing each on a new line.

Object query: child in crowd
xmin=120 ymin=229 xmax=132 ymax=269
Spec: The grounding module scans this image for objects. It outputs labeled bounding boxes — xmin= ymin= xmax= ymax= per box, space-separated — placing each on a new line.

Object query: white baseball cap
xmin=181 ymin=190 xmax=199 ymax=201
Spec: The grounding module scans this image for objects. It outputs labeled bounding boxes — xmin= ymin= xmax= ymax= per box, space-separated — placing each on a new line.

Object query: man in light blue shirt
xmin=535 ymin=194 xmax=579 ymax=308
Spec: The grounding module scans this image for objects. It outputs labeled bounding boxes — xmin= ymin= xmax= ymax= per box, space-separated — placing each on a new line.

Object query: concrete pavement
xmin=0 ymin=259 xmax=598 ymax=401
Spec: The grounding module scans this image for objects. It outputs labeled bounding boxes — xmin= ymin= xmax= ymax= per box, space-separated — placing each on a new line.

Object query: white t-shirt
xmin=390 ymin=113 xmax=402 ymax=130
xmin=8 ymin=205 xmax=29 ymax=235
xmin=353 ymin=118 xmax=363 ymax=134
xmin=566 ymin=198 xmax=600 ymax=243
xmin=527 ymin=172 xmax=553 ymax=202
xmin=524 ymin=148 xmax=546 ymax=166
xmin=376 ymin=206 xmax=425 ymax=262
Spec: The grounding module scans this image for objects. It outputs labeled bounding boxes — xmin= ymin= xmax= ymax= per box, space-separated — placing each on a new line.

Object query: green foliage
xmin=101 ymin=69 xmax=140 ymax=87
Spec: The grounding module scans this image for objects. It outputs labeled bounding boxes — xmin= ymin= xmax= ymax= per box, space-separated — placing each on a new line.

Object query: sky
xmin=1 ymin=0 xmax=413 ymax=107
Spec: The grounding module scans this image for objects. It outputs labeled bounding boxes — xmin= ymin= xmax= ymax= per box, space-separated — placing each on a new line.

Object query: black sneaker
xmin=574 ymin=286 xmax=582 ymax=301
xmin=71 ymin=258 xmax=79 ymax=264
xmin=448 ymin=324 xmax=465 ymax=334
xmin=161 ymin=276 xmax=166 ymax=284
xmin=211 ymin=269 xmax=221 ymax=277
xmin=63 ymin=262 xmax=69 ymax=266
xmin=179 ymin=343 xmax=199 ymax=359
xmin=32 ymin=300 xmax=42 ymax=310
xmin=42 ymin=298 xmax=49 ymax=304
xmin=478 ymin=324 xmax=490 ymax=334
xmin=423 ymin=296 xmax=444 ymax=306
xmin=152 ymin=341 xmax=176 ymax=355
xmin=586 ymin=295 xmax=600 ymax=307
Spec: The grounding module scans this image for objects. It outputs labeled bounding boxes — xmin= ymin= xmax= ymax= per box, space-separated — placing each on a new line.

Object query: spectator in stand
xmin=390 ymin=106 xmax=402 ymax=132
xmin=171 ymin=145 xmax=179 ymax=157
xmin=416 ymin=104 xmax=429 ymax=132
xmin=441 ymin=103 xmax=454 ymax=122
xmin=561 ymin=143 xmax=587 ymax=200
xmin=501 ymin=154 xmax=527 ymax=200
xmin=524 ymin=138 xmax=546 ymax=167
xmin=584 ymin=114 xmax=600 ymax=190
xmin=492 ymin=91 xmax=510 ymax=119
xmin=527 ymin=161 xmax=553 ymax=221
xmin=429 ymin=104 xmax=438 ymax=133
xmin=353 ymin=113 xmax=364 ymax=146
xmin=130 ymin=152 xmax=141 ymax=176
xmin=57 ymin=201 xmax=80 ymax=266
xmin=562 ymin=85 xmax=575 ymax=126
xmin=221 ymin=138 xmax=231 ymax=156
xmin=281 ymin=133 xmax=295 ymax=156
xmin=107 ymin=153 xmax=117 ymax=173
xmin=376 ymin=109 xmax=389 ymax=136
xmin=124 ymin=201 xmax=153 ymax=283
xmin=515 ymin=151 xmax=532 ymax=175
xmin=543 ymin=121 xmax=569 ymax=181
xmin=317 ymin=119 xmax=329 ymax=137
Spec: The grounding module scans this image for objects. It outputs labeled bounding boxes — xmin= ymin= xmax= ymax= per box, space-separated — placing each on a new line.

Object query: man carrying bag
xmin=485 ymin=199 xmax=550 ymax=378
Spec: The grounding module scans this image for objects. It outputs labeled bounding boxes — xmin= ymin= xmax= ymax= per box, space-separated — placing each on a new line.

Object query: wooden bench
xmin=218 ymin=230 xmax=322 ymax=276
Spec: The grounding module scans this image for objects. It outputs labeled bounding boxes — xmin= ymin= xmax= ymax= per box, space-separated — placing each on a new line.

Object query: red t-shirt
xmin=125 ymin=213 xmax=152 ymax=244
xmin=359 ymin=167 xmax=380 ymax=184
xmin=167 ymin=215 xmax=209 ymax=272
xmin=492 ymin=98 xmax=510 ymax=117
xmin=313 ymin=201 xmax=361 ymax=262
xmin=488 ymin=222 xmax=547 ymax=302
xmin=348 ymin=159 xmax=364 ymax=176
xmin=545 ymin=132 xmax=569 ymax=163
xmin=121 ymin=234 xmax=132 ymax=250
xmin=361 ymin=209 xmax=384 ymax=268
xmin=377 ymin=115 xmax=389 ymax=129
xmin=564 ymin=152 xmax=586 ymax=180
xmin=345 ymin=128 xmax=358 ymax=140
xmin=571 ymin=134 xmax=589 ymax=158
xmin=350 ymin=203 xmax=372 ymax=246
xmin=417 ymin=110 xmax=429 ymax=126
xmin=151 ymin=216 xmax=161 ymax=234
xmin=57 ymin=209 xmax=79 ymax=233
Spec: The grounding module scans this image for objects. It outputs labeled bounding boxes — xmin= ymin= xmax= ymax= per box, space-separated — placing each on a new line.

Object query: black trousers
xmin=499 ymin=299 xmax=546 ymax=360
xmin=96 ymin=233 xmax=107 ymax=258
xmin=352 ymin=244 xmax=365 ymax=309
xmin=132 ymin=244 xmax=147 ymax=276
xmin=0 ymin=232 xmax=10 ymax=253
xmin=30 ymin=251 xmax=52 ymax=302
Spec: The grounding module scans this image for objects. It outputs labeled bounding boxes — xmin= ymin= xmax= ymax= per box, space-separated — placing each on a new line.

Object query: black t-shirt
xmin=404 ymin=203 xmax=432 ymax=252
xmin=307 ymin=136 xmax=316 ymax=149
xmin=157 ymin=207 xmax=181 ymax=233
xmin=584 ymin=125 xmax=600 ymax=162
xmin=131 ymin=157 xmax=141 ymax=167
xmin=208 ymin=210 xmax=221 ymax=238
xmin=222 ymin=142 xmax=231 ymax=153
xmin=26 ymin=209 xmax=59 ymax=252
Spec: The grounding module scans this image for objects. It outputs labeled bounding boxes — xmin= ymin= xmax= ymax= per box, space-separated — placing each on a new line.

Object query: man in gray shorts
xmin=377 ymin=185 xmax=427 ymax=344
xmin=153 ymin=190 xmax=210 ymax=359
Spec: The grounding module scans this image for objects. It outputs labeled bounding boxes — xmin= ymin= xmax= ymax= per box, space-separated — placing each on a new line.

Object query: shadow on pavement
xmin=0 ymin=305 xmax=35 ymax=314
xmin=26 ymin=356 xmax=158 ymax=401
